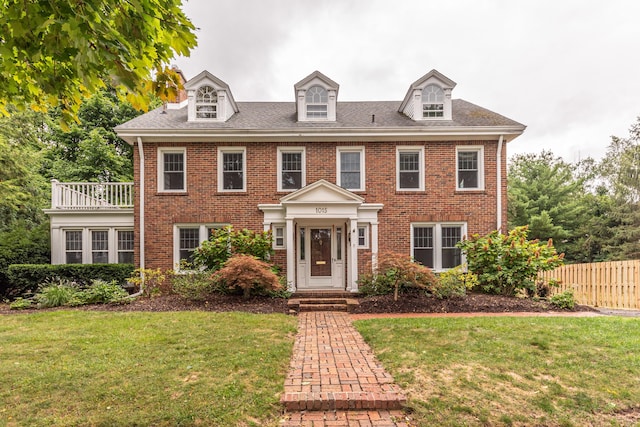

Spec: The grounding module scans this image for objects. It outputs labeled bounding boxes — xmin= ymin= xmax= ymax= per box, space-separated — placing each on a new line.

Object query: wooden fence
xmin=539 ymin=260 xmax=640 ymax=310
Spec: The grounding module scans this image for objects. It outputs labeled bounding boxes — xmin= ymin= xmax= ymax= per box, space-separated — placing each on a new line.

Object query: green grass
xmin=355 ymin=316 xmax=640 ymax=427
xmin=0 ymin=311 xmax=296 ymax=427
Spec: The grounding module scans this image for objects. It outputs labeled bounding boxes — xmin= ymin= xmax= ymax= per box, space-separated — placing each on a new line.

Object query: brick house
xmin=47 ymin=69 xmax=525 ymax=292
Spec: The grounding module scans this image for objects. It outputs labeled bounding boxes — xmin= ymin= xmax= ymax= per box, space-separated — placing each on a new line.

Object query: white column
xmin=286 ymin=218 xmax=295 ymax=292
xmin=371 ymin=221 xmax=379 ymax=272
xmin=348 ymin=218 xmax=359 ymax=292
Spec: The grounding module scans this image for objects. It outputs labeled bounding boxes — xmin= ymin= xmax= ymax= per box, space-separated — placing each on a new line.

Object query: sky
xmin=174 ymin=0 xmax=640 ymax=163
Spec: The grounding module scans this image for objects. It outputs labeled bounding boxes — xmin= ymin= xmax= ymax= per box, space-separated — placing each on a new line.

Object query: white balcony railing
xmin=51 ymin=180 xmax=134 ymax=210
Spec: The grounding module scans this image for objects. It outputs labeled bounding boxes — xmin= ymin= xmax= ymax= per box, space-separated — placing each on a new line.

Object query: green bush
xmin=433 ymin=265 xmax=478 ymax=299
xmin=550 ymin=290 xmax=576 ymax=309
xmin=9 ymin=297 xmax=32 ymax=310
xmin=457 ymin=226 xmax=565 ymax=296
xmin=35 ymin=280 xmax=80 ymax=308
xmin=171 ymin=271 xmax=215 ymax=301
xmin=127 ymin=268 xmax=166 ymax=297
xmin=79 ymin=280 xmax=129 ymax=304
xmin=193 ymin=226 xmax=274 ymax=271
xmin=6 ymin=263 xmax=135 ymax=298
xmin=0 ymin=222 xmax=50 ymax=297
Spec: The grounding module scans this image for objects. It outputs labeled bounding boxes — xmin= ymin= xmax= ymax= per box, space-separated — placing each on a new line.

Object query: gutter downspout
xmin=129 ymin=137 xmax=146 ymax=298
xmin=496 ymin=135 xmax=504 ymax=232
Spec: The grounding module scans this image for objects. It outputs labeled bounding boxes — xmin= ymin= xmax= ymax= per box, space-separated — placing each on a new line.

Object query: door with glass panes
xmin=297 ymin=224 xmax=344 ymax=289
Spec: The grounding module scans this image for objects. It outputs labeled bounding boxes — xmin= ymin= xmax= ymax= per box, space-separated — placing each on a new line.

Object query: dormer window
xmin=196 ymin=85 xmax=217 ymax=119
xmin=305 ymin=86 xmax=328 ymax=119
xmin=422 ymin=84 xmax=444 ymax=118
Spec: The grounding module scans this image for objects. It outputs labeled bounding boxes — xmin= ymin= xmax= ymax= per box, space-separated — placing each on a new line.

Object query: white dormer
xmin=399 ymin=70 xmax=456 ymax=121
xmin=294 ymin=71 xmax=339 ymax=122
xmin=184 ymin=70 xmax=239 ymax=122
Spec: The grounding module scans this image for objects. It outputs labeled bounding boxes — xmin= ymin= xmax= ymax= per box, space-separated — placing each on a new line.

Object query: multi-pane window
xmin=195 ymin=85 xmax=217 ymax=119
xmin=273 ymin=226 xmax=285 ymax=249
xmin=280 ymin=149 xmax=304 ymax=190
xmin=422 ymin=84 xmax=444 ymax=118
xmin=91 ymin=230 xmax=109 ymax=263
xmin=117 ymin=230 xmax=134 ymax=264
xmin=397 ymin=147 xmax=424 ymax=190
xmin=457 ymin=147 xmax=483 ymax=190
xmin=219 ymin=149 xmax=245 ymax=191
xmin=162 ymin=150 xmax=185 ymax=191
xmin=179 ymin=228 xmax=200 ymax=264
xmin=412 ymin=224 xmax=465 ymax=271
xmin=65 ymin=230 xmax=83 ymax=264
xmin=338 ymin=148 xmax=364 ymax=191
xmin=357 ymin=225 xmax=369 ymax=248
xmin=306 ymin=86 xmax=328 ymax=119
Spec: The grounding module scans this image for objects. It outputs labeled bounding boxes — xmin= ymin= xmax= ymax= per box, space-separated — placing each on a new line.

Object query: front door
xmin=297 ymin=224 xmax=344 ymax=289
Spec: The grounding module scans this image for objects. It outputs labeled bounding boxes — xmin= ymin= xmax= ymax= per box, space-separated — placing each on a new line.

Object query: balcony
xmin=50 ymin=180 xmax=134 ymax=210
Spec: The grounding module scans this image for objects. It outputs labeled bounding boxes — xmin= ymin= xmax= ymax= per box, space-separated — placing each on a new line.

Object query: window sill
xmin=155 ymin=191 xmax=188 ymax=196
xmin=454 ymin=189 xmax=486 ymax=195
xmin=215 ymin=191 xmax=248 ymax=195
xmin=395 ymin=190 xmax=426 ymax=195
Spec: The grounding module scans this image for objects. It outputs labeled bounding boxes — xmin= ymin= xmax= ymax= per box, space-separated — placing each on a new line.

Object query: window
xmin=337 ymin=147 xmax=365 ymax=191
xmin=178 ymin=228 xmax=200 ymax=264
xmin=412 ymin=223 xmax=465 ymax=271
xmin=218 ymin=148 xmax=246 ymax=191
xmin=158 ymin=148 xmax=186 ymax=192
xmin=357 ymin=225 xmax=369 ymax=249
xmin=273 ymin=225 xmax=285 ymax=249
xmin=91 ymin=230 xmax=109 ymax=263
xmin=397 ymin=147 xmax=424 ymax=190
xmin=195 ymin=85 xmax=217 ymax=119
xmin=457 ymin=146 xmax=484 ymax=190
xmin=422 ymin=84 xmax=444 ymax=118
xmin=117 ymin=230 xmax=134 ymax=264
xmin=305 ymin=85 xmax=328 ymax=119
xmin=174 ymin=224 xmax=227 ymax=269
xmin=65 ymin=230 xmax=83 ymax=264
xmin=278 ymin=147 xmax=305 ymax=191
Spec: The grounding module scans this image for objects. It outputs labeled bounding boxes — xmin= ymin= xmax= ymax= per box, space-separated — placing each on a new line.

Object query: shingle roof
xmin=116 ymin=99 xmax=524 ymax=132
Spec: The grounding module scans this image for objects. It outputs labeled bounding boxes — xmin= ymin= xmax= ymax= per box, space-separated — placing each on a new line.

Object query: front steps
xmin=288 ymin=291 xmax=359 ymax=314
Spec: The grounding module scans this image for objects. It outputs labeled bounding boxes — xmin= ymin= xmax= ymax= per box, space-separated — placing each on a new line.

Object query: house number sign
xmin=315 ymin=207 xmax=328 ymax=214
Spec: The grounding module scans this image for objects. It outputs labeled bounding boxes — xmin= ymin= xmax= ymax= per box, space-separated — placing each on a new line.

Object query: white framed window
xmin=277 ymin=147 xmax=306 ymax=191
xmin=411 ymin=223 xmax=466 ymax=271
xmin=117 ymin=230 xmax=134 ymax=264
xmin=218 ymin=147 xmax=246 ymax=192
xmin=195 ymin=85 xmax=217 ymax=119
xmin=422 ymin=84 xmax=444 ymax=118
xmin=337 ymin=147 xmax=365 ymax=191
xmin=397 ymin=146 xmax=425 ymax=191
xmin=158 ymin=147 xmax=186 ymax=192
xmin=173 ymin=224 xmax=227 ymax=269
xmin=65 ymin=230 xmax=83 ymax=264
xmin=91 ymin=230 xmax=109 ymax=263
xmin=273 ymin=225 xmax=285 ymax=249
xmin=456 ymin=146 xmax=484 ymax=190
xmin=357 ymin=225 xmax=369 ymax=249
xmin=305 ymin=85 xmax=328 ymax=119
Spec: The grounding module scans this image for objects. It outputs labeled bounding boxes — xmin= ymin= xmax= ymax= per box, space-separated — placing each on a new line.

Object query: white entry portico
xmin=259 ymin=180 xmax=382 ymax=292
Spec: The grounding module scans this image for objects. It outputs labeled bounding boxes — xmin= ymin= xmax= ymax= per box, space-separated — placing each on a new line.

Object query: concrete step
xmin=281 ymin=391 xmax=407 ymax=411
xmin=291 ymin=291 xmax=357 ymax=298
xmin=288 ymin=297 xmax=359 ymax=314
xmin=299 ymin=303 xmax=348 ymax=312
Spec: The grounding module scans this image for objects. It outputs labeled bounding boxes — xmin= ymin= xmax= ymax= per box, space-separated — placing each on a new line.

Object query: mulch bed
xmin=0 ymin=292 xmax=595 ymax=315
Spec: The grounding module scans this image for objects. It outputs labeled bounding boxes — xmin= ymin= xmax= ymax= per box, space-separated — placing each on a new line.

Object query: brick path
xmin=280 ymin=311 xmax=410 ymax=426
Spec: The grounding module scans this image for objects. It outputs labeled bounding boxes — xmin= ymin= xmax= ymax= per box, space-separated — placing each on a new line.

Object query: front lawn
xmin=355 ymin=316 xmax=640 ymax=427
xmin=0 ymin=311 xmax=296 ymax=426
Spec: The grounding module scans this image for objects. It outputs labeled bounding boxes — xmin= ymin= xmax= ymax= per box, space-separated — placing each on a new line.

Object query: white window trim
xmin=421 ymin=84 xmax=445 ymax=119
xmin=157 ymin=147 xmax=187 ymax=193
xmin=173 ymin=224 xmax=228 ymax=270
xmin=272 ymin=224 xmax=286 ymax=249
xmin=456 ymin=146 xmax=484 ymax=191
xmin=91 ymin=229 xmax=110 ymax=264
xmin=357 ymin=224 xmax=369 ymax=249
xmin=116 ymin=229 xmax=135 ymax=264
xmin=396 ymin=146 xmax=425 ymax=191
xmin=410 ymin=222 xmax=467 ymax=272
xmin=195 ymin=85 xmax=218 ymax=121
xmin=305 ymin=85 xmax=329 ymax=121
xmin=217 ymin=147 xmax=247 ymax=192
xmin=62 ymin=228 xmax=134 ymax=264
xmin=336 ymin=146 xmax=365 ymax=192
xmin=277 ymin=147 xmax=306 ymax=192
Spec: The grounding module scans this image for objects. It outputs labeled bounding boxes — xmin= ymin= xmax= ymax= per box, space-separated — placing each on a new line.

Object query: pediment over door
xmin=280 ymin=179 xmax=364 ymax=205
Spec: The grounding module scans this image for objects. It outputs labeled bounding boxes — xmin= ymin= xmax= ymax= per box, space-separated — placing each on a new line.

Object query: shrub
xmin=550 ymin=290 xmax=576 ymax=309
xmin=171 ymin=271 xmax=215 ymax=301
xmin=35 ymin=280 xmax=80 ymax=308
xmin=9 ymin=297 xmax=32 ymax=310
xmin=210 ymin=255 xmax=283 ymax=299
xmin=193 ymin=227 xmax=274 ymax=271
xmin=433 ymin=265 xmax=478 ymax=299
xmin=127 ymin=268 xmax=166 ymax=298
xmin=457 ymin=226 xmax=564 ymax=296
xmin=358 ymin=252 xmax=438 ymax=301
xmin=6 ymin=263 xmax=134 ymax=298
xmin=79 ymin=280 xmax=129 ymax=304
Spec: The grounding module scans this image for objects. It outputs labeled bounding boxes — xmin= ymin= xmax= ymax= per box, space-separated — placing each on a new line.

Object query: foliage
xmin=35 ymin=280 xmax=80 ymax=308
xmin=5 ymin=263 xmax=134 ymax=299
xmin=458 ymin=226 xmax=565 ymax=296
xmin=358 ymin=252 xmax=438 ymax=301
xmin=0 ymin=222 xmax=50 ymax=297
xmin=549 ymin=290 xmax=576 ymax=310
xmin=9 ymin=297 xmax=32 ymax=310
xmin=210 ymin=255 xmax=283 ymax=299
xmin=127 ymin=268 xmax=166 ymax=298
xmin=170 ymin=271 xmax=215 ymax=301
xmin=433 ymin=265 xmax=478 ymax=299
xmin=77 ymin=280 xmax=129 ymax=304
xmin=0 ymin=0 xmax=196 ymax=125
xmin=194 ymin=226 xmax=274 ymax=271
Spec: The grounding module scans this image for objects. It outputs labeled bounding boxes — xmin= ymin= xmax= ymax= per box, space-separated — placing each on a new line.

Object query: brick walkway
xmin=280 ymin=311 xmax=410 ymax=426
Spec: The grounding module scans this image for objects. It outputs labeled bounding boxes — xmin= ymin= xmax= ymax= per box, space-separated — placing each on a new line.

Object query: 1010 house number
xmin=315 ymin=207 xmax=328 ymax=214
